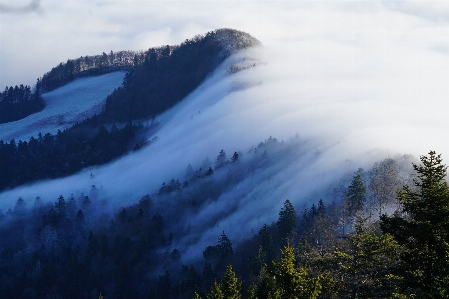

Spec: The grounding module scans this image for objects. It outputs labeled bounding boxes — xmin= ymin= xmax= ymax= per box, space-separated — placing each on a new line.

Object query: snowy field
xmin=0 ymin=71 xmax=125 ymax=143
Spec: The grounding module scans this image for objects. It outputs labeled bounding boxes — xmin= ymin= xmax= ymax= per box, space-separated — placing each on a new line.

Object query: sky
xmin=1 ymin=1 xmax=447 ymax=88
xmin=2 ymin=1 xmax=449 ymax=252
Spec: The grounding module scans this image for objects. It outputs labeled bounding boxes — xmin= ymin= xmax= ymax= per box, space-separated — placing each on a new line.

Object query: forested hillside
xmin=39 ymin=50 xmax=145 ymax=93
xmin=0 ymin=84 xmax=45 ymax=124
xmin=2 ymin=129 xmax=447 ymax=298
xmin=2 ymin=26 xmax=448 ymax=299
xmin=0 ymin=29 xmax=259 ymax=191
xmin=100 ymin=29 xmax=260 ymax=122
xmin=0 ymin=118 xmax=151 ymax=191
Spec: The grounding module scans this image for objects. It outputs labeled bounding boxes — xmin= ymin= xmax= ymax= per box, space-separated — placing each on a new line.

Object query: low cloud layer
xmin=1 ymin=1 xmax=449 ymax=258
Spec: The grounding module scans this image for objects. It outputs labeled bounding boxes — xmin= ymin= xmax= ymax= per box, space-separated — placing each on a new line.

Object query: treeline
xmin=0 ymin=84 xmax=45 ymax=124
xmin=38 ymin=28 xmax=259 ymax=102
xmin=101 ymin=28 xmax=260 ymax=122
xmin=0 ymin=29 xmax=259 ymax=190
xmin=0 ymin=118 xmax=148 ymax=191
xmin=0 ymin=193 xmax=166 ymax=298
xmin=39 ymin=50 xmax=146 ymax=93
xmin=1 ymin=136 xmax=437 ymax=298
xmin=162 ymin=151 xmax=448 ymax=299
xmin=191 ymin=151 xmax=449 ymax=299
xmin=0 ymin=136 xmax=307 ymax=298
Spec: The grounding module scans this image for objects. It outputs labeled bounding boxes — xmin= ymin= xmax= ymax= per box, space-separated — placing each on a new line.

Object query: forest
xmin=1 ymin=28 xmax=448 ymax=298
xmin=38 ymin=50 xmax=145 ymax=93
xmin=0 ymin=83 xmax=45 ymax=124
xmin=0 ymin=117 xmax=151 ymax=191
xmin=100 ymin=29 xmax=260 ymax=122
xmin=0 ymin=29 xmax=259 ymax=191
xmin=0 ymin=130 xmax=448 ymax=298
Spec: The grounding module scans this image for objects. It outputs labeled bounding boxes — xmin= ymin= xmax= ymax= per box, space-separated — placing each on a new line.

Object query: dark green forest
xmin=0 ymin=118 xmax=149 ymax=191
xmin=1 ymin=28 xmax=448 ymax=299
xmin=1 ymin=137 xmax=448 ymax=298
xmin=100 ymin=29 xmax=260 ymax=122
xmin=0 ymin=83 xmax=45 ymax=124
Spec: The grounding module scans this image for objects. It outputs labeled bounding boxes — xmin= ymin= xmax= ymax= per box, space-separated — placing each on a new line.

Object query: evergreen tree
xmin=13 ymin=197 xmax=26 ymax=215
xmin=258 ymin=224 xmax=276 ymax=264
xmin=217 ymin=231 xmax=233 ymax=259
xmin=271 ymin=245 xmax=321 ymax=299
xmin=207 ymin=281 xmax=224 ymax=299
xmin=277 ymin=200 xmax=296 ymax=244
xmin=157 ymin=271 xmax=171 ymax=299
xmin=333 ymin=217 xmax=400 ymax=298
xmin=381 ymin=151 xmax=449 ymax=298
xmin=221 ymin=265 xmax=241 ymax=299
xmin=204 ymin=265 xmax=241 ymax=299
xmin=256 ymin=267 xmax=281 ymax=299
xmin=344 ymin=174 xmax=366 ymax=220
xmin=215 ymin=150 xmax=229 ymax=170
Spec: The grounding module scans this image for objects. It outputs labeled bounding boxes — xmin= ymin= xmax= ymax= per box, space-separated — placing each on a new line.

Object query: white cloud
xmin=1 ymin=0 xmax=449 ymax=258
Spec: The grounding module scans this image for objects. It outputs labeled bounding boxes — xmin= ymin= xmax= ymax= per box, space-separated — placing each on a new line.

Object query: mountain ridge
xmin=0 ymin=29 xmax=260 ymax=192
xmin=38 ymin=28 xmax=260 ymax=95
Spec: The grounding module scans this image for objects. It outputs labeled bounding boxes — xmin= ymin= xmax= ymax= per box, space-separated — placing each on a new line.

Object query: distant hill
xmin=100 ymin=28 xmax=260 ymax=122
xmin=39 ymin=28 xmax=260 ymax=103
xmin=0 ymin=29 xmax=260 ymax=191
xmin=1 ymin=29 xmax=259 ymax=126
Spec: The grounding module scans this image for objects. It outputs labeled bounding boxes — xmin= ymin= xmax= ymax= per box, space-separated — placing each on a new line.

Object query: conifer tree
xmin=256 ymin=267 xmax=281 ymax=299
xmin=277 ymin=200 xmax=297 ymax=244
xmin=344 ymin=174 xmax=366 ymax=220
xmin=333 ymin=217 xmax=399 ymax=298
xmin=215 ymin=150 xmax=229 ymax=169
xmin=207 ymin=281 xmax=224 ymax=299
xmin=380 ymin=151 xmax=449 ymax=298
xmin=221 ymin=265 xmax=241 ymax=299
xmin=217 ymin=231 xmax=233 ymax=260
xmin=271 ymin=245 xmax=322 ymax=299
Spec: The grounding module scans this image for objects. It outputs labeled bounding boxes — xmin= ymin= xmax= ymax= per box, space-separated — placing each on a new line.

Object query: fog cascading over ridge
xmin=2 ymin=9 xmax=449 ymax=260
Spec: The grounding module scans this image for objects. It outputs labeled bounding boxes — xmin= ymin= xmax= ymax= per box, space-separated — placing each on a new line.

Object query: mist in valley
xmin=1 ymin=2 xmax=449 ymax=297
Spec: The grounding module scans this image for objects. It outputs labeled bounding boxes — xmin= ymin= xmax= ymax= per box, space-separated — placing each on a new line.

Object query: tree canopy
xmin=381 ymin=151 xmax=449 ymax=298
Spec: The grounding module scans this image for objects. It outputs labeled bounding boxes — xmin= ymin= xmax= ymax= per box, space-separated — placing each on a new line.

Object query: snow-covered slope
xmin=0 ymin=71 xmax=125 ymax=142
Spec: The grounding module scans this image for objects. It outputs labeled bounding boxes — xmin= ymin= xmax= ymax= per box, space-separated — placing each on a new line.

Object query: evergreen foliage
xmin=215 ymin=149 xmax=229 ymax=170
xmin=220 ymin=265 xmax=242 ymax=299
xmin=39 ymin=50 xmax=145 ymax=93
xmin=0 ymin=143 xmax=445 ymax=298
xmin=344 ymin=174 xmax=366 ymax=220
xmin=0 ymin=120 xmax=142 ymax=191
xmin=271 ymin=245 xmax=322 ymax=299
xmin=277 ymin=199 xmax=297 ymax=244
xmin=380 ymin=151 xmax=449 ymax=298
xmin=333 ymin=217 xmax=400 ymax=298
xmin=101 ymin=29 xmax=260 ymax=122
xmin=207 ymin=282 xmax=224 ymax=299
xmin=0 ymin=83 xmax=45 ymax=124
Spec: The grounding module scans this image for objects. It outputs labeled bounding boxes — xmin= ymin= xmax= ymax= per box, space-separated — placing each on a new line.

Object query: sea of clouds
xmin=1 ymin=1 xmax=449 ymax=255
